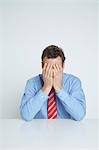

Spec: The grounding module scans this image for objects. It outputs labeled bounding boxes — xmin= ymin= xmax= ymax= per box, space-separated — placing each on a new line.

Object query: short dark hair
xmin=41 ymin=45 xmax=66 ymax=67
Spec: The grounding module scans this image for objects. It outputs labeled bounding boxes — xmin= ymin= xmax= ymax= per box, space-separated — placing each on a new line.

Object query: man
xmin=20 ymin=45 xmax=86 ymax=121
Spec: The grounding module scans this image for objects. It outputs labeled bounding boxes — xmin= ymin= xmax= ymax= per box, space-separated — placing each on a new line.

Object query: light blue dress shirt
xmin=20 ymin=73 xmax=86 ymax=121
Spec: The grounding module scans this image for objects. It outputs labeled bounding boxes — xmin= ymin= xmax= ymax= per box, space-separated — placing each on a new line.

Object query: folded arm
xmin=56 ymin=78 xmax=86 ymax=121
xmin=20 ymin=80 xmax=48 ymax=121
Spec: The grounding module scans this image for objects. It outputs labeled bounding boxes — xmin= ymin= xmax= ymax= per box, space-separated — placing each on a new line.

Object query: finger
xmin=55 ymin=64 xmax=60 ymax=72
xmin=53 ymin=67 xmax=56 ymax=77
xmin=50 ymin=67 xmax=53 ymax=78
xmin=53 ymin=65 xmax=58 ymax=74
xmin=58 ymin=64 xmax=63 ymax=71
xmin=46 ymin=63 xmax=51 ymax=76
xmin=48 ymin=65 xmax=52 ymax=77
xmin=58 ymin=65 xmax=63 ymax=77
xmin=53 ymin=68 xmax=57 ymax=79
xmin=58 ymin=65 xmax=63 ymax=72
xmin=43 ymin=63 xmax=47 ymax=71
xmin=43 ymin=63 xmax=47 ymax=75
xmin=53 ymin=68 xmax=55 ymax=76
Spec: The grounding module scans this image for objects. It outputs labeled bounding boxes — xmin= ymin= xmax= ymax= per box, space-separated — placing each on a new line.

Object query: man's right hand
xmin=42 ymin=63 xmax=53 ymax=95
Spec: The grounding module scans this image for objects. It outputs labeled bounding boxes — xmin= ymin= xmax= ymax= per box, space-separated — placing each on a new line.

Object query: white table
xmin=0 ymin=119 xmax=98 ymax=150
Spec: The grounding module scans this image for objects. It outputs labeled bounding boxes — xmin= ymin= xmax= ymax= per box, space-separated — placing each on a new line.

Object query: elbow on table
xmin=20 ymin=108 xmax=33 ymax=122
xmin=74 ymin=110 xmax=86 ymax=121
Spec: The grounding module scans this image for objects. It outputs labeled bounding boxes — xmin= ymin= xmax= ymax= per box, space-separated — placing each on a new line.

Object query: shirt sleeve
xmin=56 ymin=77 xmax=86 ymax=121
xmin=20 ymin=80 xmax=49 ymax=121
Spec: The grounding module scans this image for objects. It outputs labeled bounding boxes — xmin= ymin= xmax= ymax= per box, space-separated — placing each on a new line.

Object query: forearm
xmin=20 ymin=89 xmax=48 ymax=121
xmin=56 ymin=88 xmax=86 ymax=121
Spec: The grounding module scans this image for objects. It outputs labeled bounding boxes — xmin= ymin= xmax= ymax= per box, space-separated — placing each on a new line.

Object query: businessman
xmin=20 ymin=45 xmax=86 ymax=121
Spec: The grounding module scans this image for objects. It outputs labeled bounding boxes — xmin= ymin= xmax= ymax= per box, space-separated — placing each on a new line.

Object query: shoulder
xmin=24 ymin=74 xmax=42 ymax=91
xmin=64 ymin=73 xmax=81 ymax=80
xmin=24 ymin=74 xmax=42 ymax=89
xmin=27 ymin=74 xmax=42 ymax=84
xmin=63 ymin=73 xmax=83 ymax=92
xmin=63 ymin=73 xmax=82 ymax=85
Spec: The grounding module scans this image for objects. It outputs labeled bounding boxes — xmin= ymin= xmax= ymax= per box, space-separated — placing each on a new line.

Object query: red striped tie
xmin=48 ymin=88 xmax=57 ymax=119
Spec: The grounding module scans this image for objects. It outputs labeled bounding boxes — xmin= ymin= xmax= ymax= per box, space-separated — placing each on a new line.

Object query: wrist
xmin=55 ymin=86 xmax=62 ymax=94
xmin=42 ymin=86 xmax=52 ymax=95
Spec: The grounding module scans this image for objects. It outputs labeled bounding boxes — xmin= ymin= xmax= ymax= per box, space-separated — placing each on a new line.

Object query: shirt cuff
xmin=56 ymin=88 xmax=69 ymax=102
xmin=38 ymin=89 xmax=49 ymax=102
